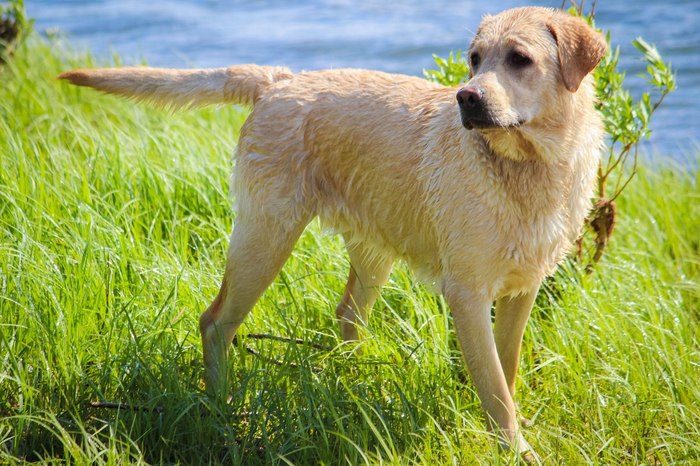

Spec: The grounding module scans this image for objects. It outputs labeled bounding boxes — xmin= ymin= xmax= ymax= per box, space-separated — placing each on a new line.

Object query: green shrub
xmin=0 ymin=0 xmax=30 ymax=59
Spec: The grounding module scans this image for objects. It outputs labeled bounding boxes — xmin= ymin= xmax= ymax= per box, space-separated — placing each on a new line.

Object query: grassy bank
xmin=1 ymin=37 xmax=698 ymax=465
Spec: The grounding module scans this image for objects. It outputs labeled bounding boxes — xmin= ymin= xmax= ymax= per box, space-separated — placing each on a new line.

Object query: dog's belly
xmin=317 ymin=194 xmax=442 ymax=282
xmin=305 ymin=127 xmax=442 ymax=281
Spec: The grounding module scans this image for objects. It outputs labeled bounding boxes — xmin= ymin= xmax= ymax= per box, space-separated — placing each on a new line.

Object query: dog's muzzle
xmin=456 ymin=85 xmax=489 ymax=130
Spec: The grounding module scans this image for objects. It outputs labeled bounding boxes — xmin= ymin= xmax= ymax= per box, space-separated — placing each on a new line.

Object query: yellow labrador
xmin=60 ymin=6 xmax=607 ymax=459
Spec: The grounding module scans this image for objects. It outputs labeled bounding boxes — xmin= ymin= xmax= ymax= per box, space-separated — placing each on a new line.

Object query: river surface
xmin=29 ymin=0 xmax=700 ymax=159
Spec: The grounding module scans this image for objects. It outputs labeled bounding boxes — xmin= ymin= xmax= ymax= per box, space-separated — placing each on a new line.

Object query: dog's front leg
xmin=494 ymin=288 xmax=538 ymax=400
xmin=443 ymin=280 xmax=534 ymax=458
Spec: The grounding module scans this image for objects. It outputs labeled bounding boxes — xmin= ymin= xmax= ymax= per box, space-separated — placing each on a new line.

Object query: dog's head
xmin=457 ymin=7 xmax=607 ymax=160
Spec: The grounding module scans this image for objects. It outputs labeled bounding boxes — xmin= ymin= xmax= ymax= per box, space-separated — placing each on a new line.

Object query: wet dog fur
xmin=59 ymin=6 xmax=607 ymax=460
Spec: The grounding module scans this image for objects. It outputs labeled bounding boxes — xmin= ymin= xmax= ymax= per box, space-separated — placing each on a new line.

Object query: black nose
xmin=456 ymin=85 xmax=487 ymax=129
xmin=456 ymin=86 xmax=484 ymax=108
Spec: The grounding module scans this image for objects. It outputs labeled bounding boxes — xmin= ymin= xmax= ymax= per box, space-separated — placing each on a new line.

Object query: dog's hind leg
xmin=335 ymin=243 xmax=393 ymax=341
xmin=199 ymin=207 xmax=310 ymax=397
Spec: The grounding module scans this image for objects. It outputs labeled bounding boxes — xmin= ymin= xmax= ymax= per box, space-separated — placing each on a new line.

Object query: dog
xmin=59 ymin=6 xmax=607 ymax=460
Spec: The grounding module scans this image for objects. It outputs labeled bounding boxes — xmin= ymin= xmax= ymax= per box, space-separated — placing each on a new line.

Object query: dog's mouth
xmin=458 ymin=103 xmax=526 ymax=131
xmin=461 ymin=115 xmax=526 ymax=131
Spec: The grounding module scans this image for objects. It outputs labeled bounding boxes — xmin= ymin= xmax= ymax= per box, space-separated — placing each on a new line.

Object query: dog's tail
xmin=58 ymin=64 xmax=294 ymax=109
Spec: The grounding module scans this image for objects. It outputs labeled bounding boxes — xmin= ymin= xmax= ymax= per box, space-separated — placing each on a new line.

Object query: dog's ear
xmin=547 ymin=13 xmax=607 ymax=92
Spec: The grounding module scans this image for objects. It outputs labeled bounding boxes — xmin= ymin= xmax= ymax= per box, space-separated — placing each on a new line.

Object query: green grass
xmin=1 ymin=36 xmax=699 ymax=465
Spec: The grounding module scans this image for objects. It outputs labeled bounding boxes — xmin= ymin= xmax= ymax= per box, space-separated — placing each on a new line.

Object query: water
xmin=28 ymin=0 xmax=700 ymax=159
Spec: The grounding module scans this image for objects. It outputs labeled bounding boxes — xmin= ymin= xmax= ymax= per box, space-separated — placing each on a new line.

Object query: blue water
xmin=29 ymin=0 xmax=700 ymax=159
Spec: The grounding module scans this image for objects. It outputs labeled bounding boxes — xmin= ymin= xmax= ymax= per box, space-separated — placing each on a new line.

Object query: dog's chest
xmin=442 ymin=199 xmax=568 ymax=299
xmin=498 ymin=206 xmax=571 ymax=286
xmin=428 ymin=155 xmax=583 ymax=295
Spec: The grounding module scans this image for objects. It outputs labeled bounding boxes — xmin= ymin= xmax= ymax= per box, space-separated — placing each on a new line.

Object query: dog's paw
xmin=519 ymin=414 xmax=534 ymax=428
xmin=521 ymin=449 xmax=541 ymax=465
xmin=520 ymin=435 xmax=542 ymax=465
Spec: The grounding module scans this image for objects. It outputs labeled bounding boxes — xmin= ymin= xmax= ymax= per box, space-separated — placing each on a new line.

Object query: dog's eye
xmin=508 ymin=51 xmax=532 ymax=69
xmin=470 ymin=52 xmax=481 ymax=70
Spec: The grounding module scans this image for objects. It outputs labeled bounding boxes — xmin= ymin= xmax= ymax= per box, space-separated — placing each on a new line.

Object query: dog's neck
xmin=477 ymin=118 xmax=583 ymax=164
xmin=478 ymin=129 xmax=544 ymax=162
xmin=472 ymin=133 xmax=570 ymax=209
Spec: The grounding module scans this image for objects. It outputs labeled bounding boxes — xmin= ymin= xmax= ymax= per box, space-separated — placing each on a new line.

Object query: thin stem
xmin=611 ymin=144 xmax=639 ymax=202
